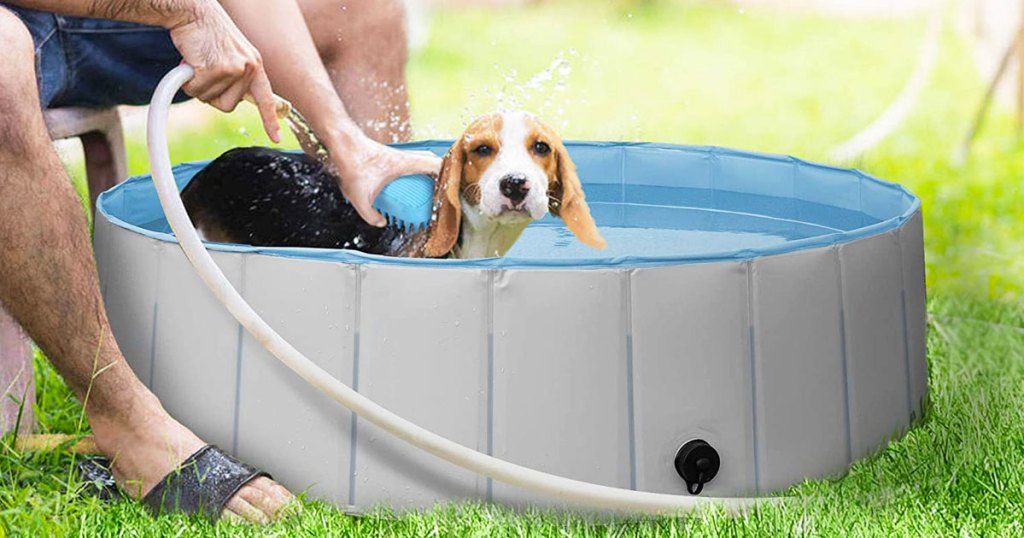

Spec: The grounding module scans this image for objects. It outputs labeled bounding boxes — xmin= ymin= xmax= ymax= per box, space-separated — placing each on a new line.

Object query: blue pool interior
xmin=98 ymin=141 xmax=920 ymax=268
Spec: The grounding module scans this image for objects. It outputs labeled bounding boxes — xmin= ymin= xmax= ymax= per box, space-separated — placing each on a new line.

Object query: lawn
xmin=5 ymin=0 xmax=1024 ymax=535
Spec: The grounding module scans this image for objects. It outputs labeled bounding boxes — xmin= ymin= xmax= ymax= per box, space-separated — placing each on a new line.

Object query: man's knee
xmin=310 ymin=0 xmax=407 ymax=64
xmin=0 ymin=8 xmax=35 ymax=65
xmin=363 ymin=0 xmax=407 ymax=35
xmin=0 ymin=9 xmax=43 ymax=151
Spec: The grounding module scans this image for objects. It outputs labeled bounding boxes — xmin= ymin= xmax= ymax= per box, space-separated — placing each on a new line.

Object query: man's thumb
xmin=347 ymin=186 xmax=386 ymax=228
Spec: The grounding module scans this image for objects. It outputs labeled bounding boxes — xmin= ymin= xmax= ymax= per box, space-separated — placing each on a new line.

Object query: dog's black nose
xmin=500 ymin=174 xmax=530 ymax=205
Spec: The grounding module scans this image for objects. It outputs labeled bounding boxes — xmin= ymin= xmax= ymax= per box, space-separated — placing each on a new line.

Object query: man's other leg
xmin=0 ymin=8 xmax=290 ymax=522
xmin=300 ymin=0 xmax=412 ymax=144
xmin=0 ymin=305 xmax=33 ymax=433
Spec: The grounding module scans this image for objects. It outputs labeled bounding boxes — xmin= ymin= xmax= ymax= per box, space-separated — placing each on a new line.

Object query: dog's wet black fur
xmin=182 ymin=147 xmax=425 ymax=255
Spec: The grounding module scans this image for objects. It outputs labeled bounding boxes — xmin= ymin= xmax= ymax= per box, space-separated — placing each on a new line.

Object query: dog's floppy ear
xmin=423 ymin=139 xmax=465 ymax=257
xmin=549 ymin=141 xmax=607 ymax=249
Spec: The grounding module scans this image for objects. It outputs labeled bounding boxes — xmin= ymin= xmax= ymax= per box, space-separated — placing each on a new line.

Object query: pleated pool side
xmin=95 ymin=208 xmax=927 ymax=510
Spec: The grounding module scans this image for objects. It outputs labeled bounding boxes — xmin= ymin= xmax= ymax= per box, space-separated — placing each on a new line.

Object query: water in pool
xmin=506 ymin=204 xmax=839 ymax=260
xmin=511 ymin=225 xmax=780 ymax=259
xmin=136 ymin=201 xmax=841 ymax=260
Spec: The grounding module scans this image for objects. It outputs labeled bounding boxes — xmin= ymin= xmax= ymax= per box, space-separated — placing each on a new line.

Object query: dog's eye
xmin=533 ymin=141 xmax=551 ymax=156
xmin=472 ymin=144 xmax=493 ymax=156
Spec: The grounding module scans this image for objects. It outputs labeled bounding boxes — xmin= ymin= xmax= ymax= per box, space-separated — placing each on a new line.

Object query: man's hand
xmin=216 ymin=0 xmax=442 ymax=228
xmin=327 ymin=133 xmax=442 ymax=228
xmin=167 ymin=0 xmax=281 ymax=143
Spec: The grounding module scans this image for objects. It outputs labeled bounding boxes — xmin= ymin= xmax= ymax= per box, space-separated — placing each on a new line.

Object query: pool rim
xmin=97 ymin=140 xmax=921 ymax=270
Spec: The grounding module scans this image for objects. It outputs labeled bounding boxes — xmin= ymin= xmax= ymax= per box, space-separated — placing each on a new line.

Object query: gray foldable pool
xmin=95 ymin=140 xmax=926 ymax=512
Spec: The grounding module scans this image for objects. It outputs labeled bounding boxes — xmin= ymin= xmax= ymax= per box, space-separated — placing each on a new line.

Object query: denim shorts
xmin=3 ymin=5 xmax=186 ymax=108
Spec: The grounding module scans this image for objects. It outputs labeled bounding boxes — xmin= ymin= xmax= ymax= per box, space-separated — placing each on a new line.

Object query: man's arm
xmin=220 ymin=0 xmax=440 ymax=227
xmin=6 ymin=0 xmax=281 ymax=142
xmin=2 ymin=0 xmax=195 ymax=27
xmin=218 ymin=0 xmax=350 ymax=153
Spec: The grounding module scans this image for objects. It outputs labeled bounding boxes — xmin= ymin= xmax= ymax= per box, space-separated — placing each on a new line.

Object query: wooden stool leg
xmin=0 ymin=305 xmax=35 ymax=435
xmin=81 ymin=114 xmax=127 ymax=217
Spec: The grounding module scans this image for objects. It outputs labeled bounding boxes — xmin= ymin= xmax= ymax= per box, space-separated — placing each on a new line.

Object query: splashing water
xmin=444 ymin=50 xmax=580 ymax=136
xmin=351 ymin=77 xmax=412 ymax=143
xmin=495 ymin=52 xmax=574 ymax=120
xmin=285 ymin=108 xmax=331 ymax=166
xmin=286 ymin=78 xmax=412 ymax=152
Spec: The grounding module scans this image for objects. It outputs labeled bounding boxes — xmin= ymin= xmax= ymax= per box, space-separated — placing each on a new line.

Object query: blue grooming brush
xmin=374 ymin=174 xmax=435 ymax=231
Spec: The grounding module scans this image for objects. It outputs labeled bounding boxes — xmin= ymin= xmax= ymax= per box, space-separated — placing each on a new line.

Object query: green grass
xmin=5 ymin=0 xmax=1024 ymax=535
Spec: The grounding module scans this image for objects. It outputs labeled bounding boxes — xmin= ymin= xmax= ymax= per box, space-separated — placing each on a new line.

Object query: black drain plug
xmin=674 ymin=439 xmax=720 ymax=495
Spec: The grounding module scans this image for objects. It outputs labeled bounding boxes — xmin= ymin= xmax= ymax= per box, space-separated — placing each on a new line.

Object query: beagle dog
xmin=181 ymin=111 xmax=606 ymax=258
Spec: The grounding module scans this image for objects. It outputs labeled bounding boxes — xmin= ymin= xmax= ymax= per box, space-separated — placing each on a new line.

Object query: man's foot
xmin=90 ymin=394 xmax=294 ymax=523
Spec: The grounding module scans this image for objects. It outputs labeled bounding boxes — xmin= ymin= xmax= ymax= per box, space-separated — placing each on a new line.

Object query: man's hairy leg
xmin=300 ymin=0 xmax=412 ymax=144
xmin=0 ymin=8 xmax=291 ymax=522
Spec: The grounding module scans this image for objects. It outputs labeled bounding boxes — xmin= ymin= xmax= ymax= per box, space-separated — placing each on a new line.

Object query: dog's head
xmin=423 ymin=111 xmax=607 ymax=258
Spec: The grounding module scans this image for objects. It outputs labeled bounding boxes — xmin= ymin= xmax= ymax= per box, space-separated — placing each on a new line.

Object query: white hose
xmin=828 ymin=6 xmax=943 ymax=162
xmin=147 ymin=65 xmax=777 ymax=515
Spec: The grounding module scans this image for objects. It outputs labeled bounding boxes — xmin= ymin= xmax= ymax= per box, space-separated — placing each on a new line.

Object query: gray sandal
xmin=142 ymin=445 xmax=270 ymax=521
